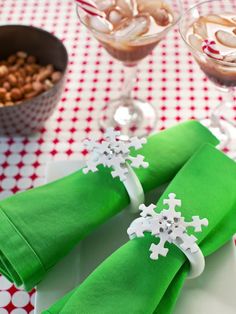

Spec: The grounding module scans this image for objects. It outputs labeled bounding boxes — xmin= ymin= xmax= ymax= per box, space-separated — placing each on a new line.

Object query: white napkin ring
xmin=82 ymin=128 xmax=149 ymax=213
xmin=127 ymin=193 xmax=208 ymax=279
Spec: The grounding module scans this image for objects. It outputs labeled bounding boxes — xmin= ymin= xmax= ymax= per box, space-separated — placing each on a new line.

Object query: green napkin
xmin=0 ymin=121 xmax=218 ymax=291
xmin=44 ymin=144 xmax=236 ymax=314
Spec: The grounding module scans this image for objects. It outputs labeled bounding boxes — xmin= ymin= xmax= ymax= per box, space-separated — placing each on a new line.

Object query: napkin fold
xmin=0 ymin=121 xmax=218 ymax=291
xmin=44 ymin=144 xmax=236 ymax=314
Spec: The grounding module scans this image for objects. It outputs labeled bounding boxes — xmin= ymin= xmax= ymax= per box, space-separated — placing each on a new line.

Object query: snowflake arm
xmin=184 ymin=216 xmax=209 ymax=232
xmin=180 ymin=233 xmax=199 ymax=253
xmin=139 ymin=204 xmax=157 ymax=218
xmin=128 ymin=155 xmax=149 ymax=169
xmin=83 ymin=128 xmax=149 ymax=181
xmin=127 ymin=193 xmax=208 ymax=260
xmin=127 ymin=217 xmax=153 ymax=238
xmin=129 ymin=137 xmax=147 ymax=150
xmin=83 ymin=159 xmax=99 ymax=174
xmin=150 ymin=233 xmax=169 ymax=259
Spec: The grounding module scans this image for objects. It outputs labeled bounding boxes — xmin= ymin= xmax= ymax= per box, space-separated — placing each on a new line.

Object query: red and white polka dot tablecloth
xmin=0 ymin=0 xmax=235 ymax=313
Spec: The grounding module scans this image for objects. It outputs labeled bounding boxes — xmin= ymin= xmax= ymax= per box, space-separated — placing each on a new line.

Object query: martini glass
xmin=77 ymin=0 xmax=182 ymax=137
xmin=179 ymin=0 xmax=236 ymax=151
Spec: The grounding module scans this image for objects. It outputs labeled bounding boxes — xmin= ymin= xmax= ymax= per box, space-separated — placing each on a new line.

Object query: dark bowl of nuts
xmin=0 ymin=25 xmax=68 ymax=136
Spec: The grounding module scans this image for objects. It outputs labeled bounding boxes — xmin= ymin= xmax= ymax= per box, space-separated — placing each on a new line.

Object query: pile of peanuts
xmin=0 ymin=51 xmax=62 ymax=107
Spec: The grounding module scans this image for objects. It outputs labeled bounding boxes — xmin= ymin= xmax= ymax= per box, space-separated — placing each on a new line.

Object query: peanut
xmin=7 ymin=55 xmax=17 ymax=65
xmin=0 ymin=65 xmax=9 ymax=77
xmin=25 ymin=90 xmax=40 ymax=99
xmin=0 ymin=88 xmax=6 ymax=99
xmin=23 ymin=83 xmax=33 ymax=94
xmin=27 ymin=55 xmax=36 ymax=64
xmin=44 ymin=79 xmax=53 ymax=90
xmin=51 ymin=71 xmax=62 ymax=83
xmin=25 ymin=76 xmax=32 ymax=83
xmin=3 ymin=82 xmax=11 ymax=91
xmin=25 ymin=64 xmax=35 ymax=75
xmin=8 ymin=74 xmax=17 ymax=86
xmin=32 ymin=81 xmax=44 ymax=93
xmin=16 ymin=58 xmax=25 ymax=66
xmin=9 ymin=64 xmax=20 ymax=73
xmin=17 ymin=51 xmax=27 ymax=59
xmin=37 ymin=68 xmax=52 ymax=82
xmin=11 ymin=88 xmax=23 ymax=101
xmin=5 ymin=92 xmax=12 ymax=101
xmin=0 ymin=51 xmax=62 ymax=107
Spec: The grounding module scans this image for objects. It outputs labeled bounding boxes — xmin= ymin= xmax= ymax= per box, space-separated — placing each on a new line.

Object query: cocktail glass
xmin=179 ymin=0 xmax=236 ymax=150
xmin=77 ymin=0 xmax=182 ymax=137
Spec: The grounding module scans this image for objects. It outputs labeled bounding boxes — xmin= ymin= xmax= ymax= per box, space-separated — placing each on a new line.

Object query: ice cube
xmin=202 ymin=14 xmax=236 ymax=27
xmin=224 ymin=52 xmax=236 ymax=63
xmin=88 ymin=16 xmax=113 ymax=33
xmin=137 ymin=0 xmax=171 ymax=26
xmin=114 ymin=14 xmax=150 ymax=40
xmin=188 ymin=34 xmax=203 ymax=52
xmin=116 ymin=0 xmax=133 ymax=17
xmin=215 ymin=30 xmax=236 ymax=48
xmin=153 ymin=8 xmax=170 ymax=26
xmin=96 ymin=0 xmax=115 ymax=11
xmin=193 ymin=18 xmax=207 ymax=39
xmin=108 ymin=8 xmax=124 ymax=26
xmin=137 ymin=0 xmax=163 ymax=13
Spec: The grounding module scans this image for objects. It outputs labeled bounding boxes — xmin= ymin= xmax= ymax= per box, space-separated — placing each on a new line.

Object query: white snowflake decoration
xmin=83 ymin=128 xmax=149 ymax=181
xmin=127 ymin=193 xmax=208 ymax=260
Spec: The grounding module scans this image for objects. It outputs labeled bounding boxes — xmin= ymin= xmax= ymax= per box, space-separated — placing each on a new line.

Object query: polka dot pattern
xmin=0 ymin=0 xmax=235 ymax=313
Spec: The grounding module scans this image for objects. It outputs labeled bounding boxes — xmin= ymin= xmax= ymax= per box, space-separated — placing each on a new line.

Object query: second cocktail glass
xmin=179 ymin=0 xmax=236 ymax=150
xmin=77 ymin=0 xmax=182 ymax=137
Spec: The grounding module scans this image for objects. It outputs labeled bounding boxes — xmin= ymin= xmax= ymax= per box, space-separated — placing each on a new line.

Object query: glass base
xmin=201 ymin=118 xmax=236 ymax=155
xmin=100 ymin=97 xmax=157 ymax=138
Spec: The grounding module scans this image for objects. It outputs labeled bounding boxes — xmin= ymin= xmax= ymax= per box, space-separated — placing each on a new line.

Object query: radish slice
xmin=202 ymin=39 xmax=223 ymax=60
xmin=215 ymin=30 xmax=236 ymax=48
xmin=203 ymin=14 xmax=236 ymax=26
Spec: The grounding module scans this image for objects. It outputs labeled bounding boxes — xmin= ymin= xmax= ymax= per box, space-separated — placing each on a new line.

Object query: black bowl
xmin=0 ymin=25 xmax=68 ymax=136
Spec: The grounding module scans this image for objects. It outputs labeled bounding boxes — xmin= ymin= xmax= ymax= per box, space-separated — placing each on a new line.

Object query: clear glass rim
xmin=76 ymin=1 xmax=183 ymax=43
xmin=179 ymin=0 xmax=236 ymax=67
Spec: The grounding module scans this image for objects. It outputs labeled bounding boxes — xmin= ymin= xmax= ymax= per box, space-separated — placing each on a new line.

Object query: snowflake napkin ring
xmin=127 ymin=193 xmax=208 ymax=279
xmin=83 ymin=128 xmax=149 ymax=212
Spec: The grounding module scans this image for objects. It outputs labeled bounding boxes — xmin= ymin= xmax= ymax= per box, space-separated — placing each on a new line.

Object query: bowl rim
xmin=0 ymin=24 xmax=69 ymax=111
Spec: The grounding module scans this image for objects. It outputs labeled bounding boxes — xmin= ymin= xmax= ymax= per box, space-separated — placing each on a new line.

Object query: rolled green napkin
xmin=44 ymin=144 xmax=236 ymax=314
xmin=0 ymin=121 xmax=218 ymax=291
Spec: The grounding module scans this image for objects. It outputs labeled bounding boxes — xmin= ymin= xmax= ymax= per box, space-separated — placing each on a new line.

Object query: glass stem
xmin=211 ymin=87 xmax=234 ymax=128
xmin=122 ymin=65 xmax=138 ymax=102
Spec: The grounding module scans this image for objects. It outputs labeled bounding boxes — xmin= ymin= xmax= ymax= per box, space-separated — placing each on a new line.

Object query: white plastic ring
xmin=123 ymin=163 xmax=145 ymax=213
xmin=127 ymin=194 xmax=207 ymax=279
xmin=82 ymin=160 xmax=144 ymax=214
xmin=175 ymin=240 xmax=205 ymax=279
